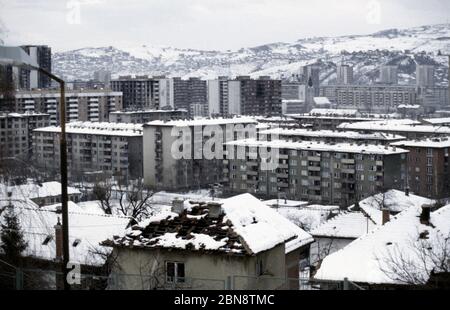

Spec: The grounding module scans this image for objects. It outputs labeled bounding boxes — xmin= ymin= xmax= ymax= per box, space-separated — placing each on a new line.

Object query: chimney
xmin=54 ymin=218 xmax=63 ymax=262
xmin=420 ymin=204 xmax=432 ymax=225
xmin=207 ymin=202 xmax=223 ymax=219
xmin=171 ymin=198 xmax=185 ymax=215
xmin=382 ymin=209 xmax=390 ymax=225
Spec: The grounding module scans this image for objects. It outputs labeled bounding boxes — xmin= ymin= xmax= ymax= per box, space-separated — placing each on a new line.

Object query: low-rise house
xmin=313 ymin=204 xmax=450 ymax=289
xmin=102 ymin=193 xmax=314 ymax=290
xmin=0 ymin=198 xmax=130 ymax=289
xmin=0 ymin=181 xmax=82 ymax=206
xmin=310 ymin=190 xmax=434 ymax=267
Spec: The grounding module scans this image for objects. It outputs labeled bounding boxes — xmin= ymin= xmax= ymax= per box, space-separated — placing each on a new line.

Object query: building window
xmin=166 ymin=261 xmax=185 ymax=284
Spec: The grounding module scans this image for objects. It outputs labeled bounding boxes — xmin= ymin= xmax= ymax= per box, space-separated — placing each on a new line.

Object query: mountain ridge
xmin=53 ymin=23 xmax=450 ymax=86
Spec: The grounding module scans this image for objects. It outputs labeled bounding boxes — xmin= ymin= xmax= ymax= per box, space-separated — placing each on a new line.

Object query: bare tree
xmin=92 ymin=182 xmax=113 ymax=215
xmin=378 ymin=232 xmax=450 ymax=288
xmin=117 ymin=180 xmax=155 ymax=225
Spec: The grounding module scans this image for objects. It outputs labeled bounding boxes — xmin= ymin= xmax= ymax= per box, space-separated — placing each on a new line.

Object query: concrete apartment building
xmin=112 ymin=76 xmax=207 ymax=115
xmin=238 ymin=76 xmax=282 ymax=116
xmin=416 ymin=65 xmax=435 ymax=87
xmin=33 ymin=122 xmax=143 ymax=181
xmin=18 ymin=45 xmax=52 ymax=90
xmin=172 ymin=77 xmax=208 ymax=117
xmin=379 ymin=65 xmax=399 ymax=85
xmin=320 ymin=85 xmax=417 ymax=113
xmin=143 ymin=117 xmax=258 ymax=191
xmin=392 ymin=138 xmax=450 ymax=199
xmin=111 ymin=75 xmax=160 ymax=110
xmin=336 ymin=65 xmax=353 ymax=85
xmin=224 ymin=139 xmax=408 ymax=207
xmin=13 ymin=89 xmax=123 ymax=125
xmin=208 ymin=76 xmax=282 ymax=117
xmin=0 ymin=112 xmax=50 ymax=159
xmin=109 ymin=109 xmax=188 ymax=124
xmin=299 ymin=65 xmax=320 ymax=96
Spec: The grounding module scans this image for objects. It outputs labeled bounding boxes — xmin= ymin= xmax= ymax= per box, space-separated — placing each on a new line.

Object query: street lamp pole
xmin=38 ymin=68 xmax=70 ymax=290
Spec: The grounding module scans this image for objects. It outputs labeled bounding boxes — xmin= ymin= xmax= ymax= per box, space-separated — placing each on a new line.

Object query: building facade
xmin=336 ymin=65 xmax=353 ymax=85
xmin=13 ymin=90 xmax=123 ymax=125
xmin=143 ymin=118 xmax=258 ymax=191
xmin=392 ymin=138 xmax=450 ymax=199
xmin=379 ymin=65 xmax=398 ymax=85
xmin=320 ymin=85 xmax=417 ymax=113
xmin=19 ymin=45 xmax=52 ymax=90
xmin=33 ymin=122 xmax=143 ymax=181
xmin=0 ymin=112 xmax=50 ymax=159
xmin=224 ymin=140 xmax=408 ymax=207
xmin=416 ymin=65 xmax=435 ymax=87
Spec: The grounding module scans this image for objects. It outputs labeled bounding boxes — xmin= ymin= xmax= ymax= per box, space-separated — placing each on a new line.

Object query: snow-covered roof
xmin=104 ymin=194 xmax=313 ymax=255
xmin=263 ymin=199 xmax=309 ymax=208
xmin=313 ymin=97 xmax=331 ymax=105
xmin=15 ymin=90 xmax=122 ymax=98
xmin=397 ymin=105 xmax=421 ymax=109
xmin=225 ymin=139 xmax=409 ymax=155
xmin=311 ymin=212 xmax=379 ymax=239
xmin=275 ymin=207 xmax=339 ymax=232
xmin=260 ymin=128 xmax=406 ymax=141
xmin=423 ymin=117 xmax=450 ymax=125
xmin=110 ymin=109 xmax=188 ymax=115
xmin=145 ymin=117 xmax=257 ymax=127
xmin=349 ymin=190 xmax=434 ymax=225
xmin=314 ymin=205 xmax=450 ymax=285
xmin=0 ymin=181 xmax=81 ymax=201
xmin=338 ymin=120 xmax=450 ymax=134
xmin=391 ymin=137 xmax=450 ymax=149
xmin=0 ymin=199 xmax=130 ymax=266
xmin=34 ymin=122 xmax=143 ymax=137
xmin=309 ymin=108 xmax=359 ymax=116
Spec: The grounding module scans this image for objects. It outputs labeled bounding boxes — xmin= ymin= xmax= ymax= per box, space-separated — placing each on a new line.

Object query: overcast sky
xmin=1 ymin=0 xmax=449 ymax=52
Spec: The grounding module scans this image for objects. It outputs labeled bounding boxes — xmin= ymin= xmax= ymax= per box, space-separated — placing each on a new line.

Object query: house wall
xmin=309 ymin=237 xmax=354 ymax=267
xmin=109 ymin=244 xmax=287 ymax=290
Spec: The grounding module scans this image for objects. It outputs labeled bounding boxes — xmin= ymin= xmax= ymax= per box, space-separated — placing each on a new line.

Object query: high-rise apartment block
xmin=0 ymin=112 xmax=50 ymax=159
xmin=19 ymin=45 xmax=52 ymax=90
xmin=224 ymin=139 xmax=408 ymax=207
xmin=33 ymin=122 xmax=143 ymax=180
xmin=336 ymin=65 xmax=354 ymax=85
xmin=143 ymin=117 xmax=258 ymax=191
xmin=380 ymin=65 xmax=398 ymax=85
xmin=208 ymin=76 xmax=282 ymax=117
xmin=416 ymin=65 xmax=435 ymax=87
xmin=13 ymin=90 xmax=123 ymax=125
xmin=112 ymin=76 xmax=207 ymax=115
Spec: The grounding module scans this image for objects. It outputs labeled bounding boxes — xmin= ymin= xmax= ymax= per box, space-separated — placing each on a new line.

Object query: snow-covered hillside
xmin=53 ymin=24 xmax=450 ymax=85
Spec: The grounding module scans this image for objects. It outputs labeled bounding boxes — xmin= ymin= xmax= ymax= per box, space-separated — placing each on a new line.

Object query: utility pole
xmin=38 ymin=68 xmax=70 ymax=290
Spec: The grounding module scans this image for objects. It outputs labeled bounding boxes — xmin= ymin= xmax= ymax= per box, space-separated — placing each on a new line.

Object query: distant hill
xmin=53 ymin=23 xmax=450 ymax=86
